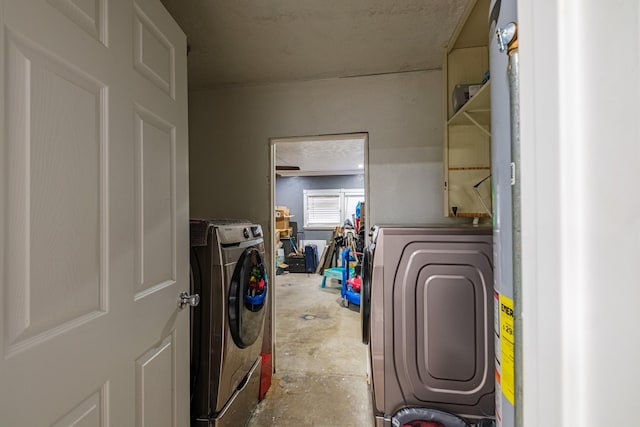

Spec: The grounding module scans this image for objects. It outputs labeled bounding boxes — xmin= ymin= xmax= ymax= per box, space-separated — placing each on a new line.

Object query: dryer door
xmin=392 ymin=239 xmax=494 ymax=416
xmin=228 ymin=247 xmax=268 ymax=349
xmin=361 ymin=243 xmax=374 ymax=344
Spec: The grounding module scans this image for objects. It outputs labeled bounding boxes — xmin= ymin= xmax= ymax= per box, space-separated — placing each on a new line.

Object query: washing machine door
xmin=361 ymin=242 xmax=374 ymax=344
xmin=228 ymin=247 xmax=268 ymax=349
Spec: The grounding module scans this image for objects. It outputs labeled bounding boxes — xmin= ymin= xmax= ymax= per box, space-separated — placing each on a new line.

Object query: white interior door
xmin=0 ymin=0 xmax=190 ymax=425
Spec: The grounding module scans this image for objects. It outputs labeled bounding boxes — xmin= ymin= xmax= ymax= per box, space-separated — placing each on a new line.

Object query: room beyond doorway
xmin=269 ymin=133 xmax=369 ymax=371
xmin=271 ymin=133 xmax=368 ymax=251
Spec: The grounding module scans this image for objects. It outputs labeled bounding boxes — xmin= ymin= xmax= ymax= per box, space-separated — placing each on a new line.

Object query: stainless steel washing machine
xmin=361 ymin=225 xmax=495 ymax=426
xmin=190 ymin=219 xmax=268 ymax=427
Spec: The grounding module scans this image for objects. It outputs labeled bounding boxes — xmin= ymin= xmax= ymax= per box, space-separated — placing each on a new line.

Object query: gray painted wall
xmin=276 ymin=174 xmax=364 ymax=242
xmin=189 ymin=70 xmax=450 ymax=242
xmin=187 ymin=69 xmax=471 ymax=293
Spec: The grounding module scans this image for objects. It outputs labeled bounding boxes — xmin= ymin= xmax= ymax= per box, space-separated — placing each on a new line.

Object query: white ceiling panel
xmin=160 ymin=0 xmax=470 ymax=89
xmin=275 ymin=136 xmax=365 ymax=176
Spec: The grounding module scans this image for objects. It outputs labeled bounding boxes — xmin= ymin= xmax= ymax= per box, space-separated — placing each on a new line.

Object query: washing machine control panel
xmin=215 ymin=223 xmax=263 ymax=245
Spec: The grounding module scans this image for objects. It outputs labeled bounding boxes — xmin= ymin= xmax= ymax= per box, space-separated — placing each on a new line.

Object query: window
xmin=303 ymin=188 xmax=364 ymax=229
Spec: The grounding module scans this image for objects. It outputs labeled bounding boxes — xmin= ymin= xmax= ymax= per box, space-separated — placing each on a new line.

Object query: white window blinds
xmin=303 ymin=189 xmax=364 ymax=229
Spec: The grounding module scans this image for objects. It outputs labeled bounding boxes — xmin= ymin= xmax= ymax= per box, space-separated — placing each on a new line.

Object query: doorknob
xmin=179 ymin=291 xmax=200 ymax=309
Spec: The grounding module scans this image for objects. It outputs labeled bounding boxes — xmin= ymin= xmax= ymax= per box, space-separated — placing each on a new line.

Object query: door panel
xmin=0 ymin=0 xmax=189 ymax=425
xmin=136 ymin=333 xmax=176 ymax=427
xmin=4 ymin=28 xmax=108 ymax=355
xmin=134 ymin=104 xmax=176 ymax=299
xmin=48 ymin=0 xmax=108 ymax=45
xmin=133 ymin=3 xmax=176 ymax=98
xmin=130 ymin=1 xmax=189 ymax=423
xmin=51 ymin=383 xmax=109 ymax=427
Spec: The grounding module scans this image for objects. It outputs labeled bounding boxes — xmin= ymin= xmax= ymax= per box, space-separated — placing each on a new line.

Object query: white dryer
xmin=361 ymin=225 xmax=495 ymax=426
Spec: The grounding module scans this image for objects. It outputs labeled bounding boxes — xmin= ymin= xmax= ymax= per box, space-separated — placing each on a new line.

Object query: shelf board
xmin=448 ymin=212 xmax=491 ymax=218
xmin=448 ymin=80 xmax=491 ymax=128
xmin=448 ymin=166 xmax=491 ymax=171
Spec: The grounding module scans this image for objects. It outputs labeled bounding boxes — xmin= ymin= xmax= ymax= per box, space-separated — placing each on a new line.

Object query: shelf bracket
xmin=463 ymin=112 xmax=492 ymax=137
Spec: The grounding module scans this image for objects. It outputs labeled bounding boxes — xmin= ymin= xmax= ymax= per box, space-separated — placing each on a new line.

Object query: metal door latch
xmin=179 ymin=291 xmax=200 ymax=309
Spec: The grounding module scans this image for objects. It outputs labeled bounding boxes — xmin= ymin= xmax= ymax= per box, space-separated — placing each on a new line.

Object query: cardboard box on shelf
xmin=275 ymin=206 xmax=293 ymax=230
xmin=276 ymin=228 xmax=293 ymax=238
xmin=275 ymin=206 xmax=289 ymax=218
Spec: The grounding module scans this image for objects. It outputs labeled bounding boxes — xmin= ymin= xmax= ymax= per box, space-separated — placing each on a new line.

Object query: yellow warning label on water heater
xmin=499 ymin=294 xmax=515 ymax=405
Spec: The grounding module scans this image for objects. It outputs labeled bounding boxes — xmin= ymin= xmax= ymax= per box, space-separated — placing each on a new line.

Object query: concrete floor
xmin=248 ymin=272 xmax=374 ymax=426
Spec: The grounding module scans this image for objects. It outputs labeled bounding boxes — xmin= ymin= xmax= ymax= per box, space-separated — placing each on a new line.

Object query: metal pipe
xmin=504 ymin=22 xmax=523 ymax=427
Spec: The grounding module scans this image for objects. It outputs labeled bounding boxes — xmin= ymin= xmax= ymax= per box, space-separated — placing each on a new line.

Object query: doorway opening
xmin=270 ymin=133 xmax=369 ymax=368
xmin=253 ymin=133 xmax=371 ymax=424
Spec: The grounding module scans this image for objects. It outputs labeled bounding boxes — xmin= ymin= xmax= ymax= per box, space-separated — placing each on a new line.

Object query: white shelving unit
xmin=443 ymin=0 xmax=492 ymax=218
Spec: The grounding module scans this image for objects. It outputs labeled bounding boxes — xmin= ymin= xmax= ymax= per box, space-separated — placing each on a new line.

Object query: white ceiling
xmin=160 ymin=0 xmax=470 ymax=90
xmin=274 ymin=136 xmax=366 ymax=176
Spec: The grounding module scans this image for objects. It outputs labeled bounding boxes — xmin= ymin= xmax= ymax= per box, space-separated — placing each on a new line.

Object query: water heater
xmin=489 ymin=0 xmax=517 ymax=426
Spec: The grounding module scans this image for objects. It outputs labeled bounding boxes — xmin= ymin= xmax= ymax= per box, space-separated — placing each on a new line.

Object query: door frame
xmin=268 ymin=132 xmax=370 ymax=371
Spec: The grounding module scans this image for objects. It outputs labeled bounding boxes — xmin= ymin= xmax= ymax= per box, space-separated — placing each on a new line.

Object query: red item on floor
xmin=259 ymin=352 xmax=272 ymax=401
xmin=347 ymin=276 xmax=361 ymax=292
